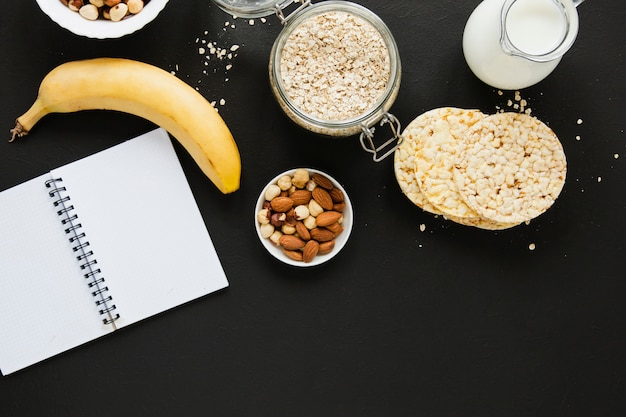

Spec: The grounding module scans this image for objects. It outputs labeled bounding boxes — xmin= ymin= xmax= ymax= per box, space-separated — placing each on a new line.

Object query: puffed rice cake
xmin=413 ymin=107 xmax=485 ymax=218
xmin=454 ymin=112 xmax=567 ymax=224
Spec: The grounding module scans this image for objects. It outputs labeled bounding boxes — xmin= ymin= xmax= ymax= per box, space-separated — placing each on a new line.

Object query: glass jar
xmin=211 ymin=0 xmax=403 ymax=162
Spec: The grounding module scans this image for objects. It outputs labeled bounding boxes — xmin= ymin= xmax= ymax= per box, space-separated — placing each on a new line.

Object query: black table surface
xmin=1 ymin=1 xmax=625 ymax=416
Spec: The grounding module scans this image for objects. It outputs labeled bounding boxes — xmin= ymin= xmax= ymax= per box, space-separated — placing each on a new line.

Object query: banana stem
xmin=10 ymin=99 xmax=47 ymax=142
xmin=9 ymin=121 xmax=28 ymax=142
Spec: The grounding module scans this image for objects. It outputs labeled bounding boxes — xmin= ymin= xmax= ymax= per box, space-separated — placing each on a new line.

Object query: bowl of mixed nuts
xmin=255 ymin=168 xmax=353 ymax=267
xmin=36 ymin=0 xmax=168 ymax=39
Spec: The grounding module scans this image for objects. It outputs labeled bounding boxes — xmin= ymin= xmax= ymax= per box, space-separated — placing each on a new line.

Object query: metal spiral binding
xmin=45 ymin=178 xmax=120 ymax=327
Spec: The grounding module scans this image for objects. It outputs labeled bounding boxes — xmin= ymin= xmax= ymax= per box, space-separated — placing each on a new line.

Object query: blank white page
xmin=0 ymin=175 xmax=109 ymax=375
xmin=53 ymin=128 xmax=228 ymax=328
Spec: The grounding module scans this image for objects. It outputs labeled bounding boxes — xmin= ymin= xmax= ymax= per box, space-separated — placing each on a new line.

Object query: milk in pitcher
xmin=463 ymin=0 xmax=575 ymax=90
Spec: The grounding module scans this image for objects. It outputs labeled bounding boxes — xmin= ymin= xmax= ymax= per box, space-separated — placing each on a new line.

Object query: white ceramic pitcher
xmin=462 ymin=0 xmax=584 ymax=90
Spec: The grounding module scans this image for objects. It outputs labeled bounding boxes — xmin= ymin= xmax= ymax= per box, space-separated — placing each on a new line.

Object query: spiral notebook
xmin=0 ymin=128 xmax=229 ymax=375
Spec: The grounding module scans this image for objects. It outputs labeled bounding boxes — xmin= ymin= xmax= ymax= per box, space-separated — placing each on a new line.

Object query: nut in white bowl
xmin=36 ymin=0 xmax=169 ymax=39
xmin=255 ymin=168 xmax=353 ymax=267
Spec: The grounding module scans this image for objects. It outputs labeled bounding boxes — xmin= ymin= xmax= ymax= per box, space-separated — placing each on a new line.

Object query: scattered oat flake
xmin=219 ymin=98 xmax=226 ymax=106
xmin=577 ymin=118 xmax=583 ymax=124
xmin=230 ymin=45 xmax=240 ymax=51
xmin=529 ymin=243 xmax=536 ymax=250
xmin=614 ymin=153 xmax=620 ymax=159
xmin=249 ymin=19 xmax=255 ymax=25
xmin=419 ymin=224 xmax=426 ymax=232
xmin=576 ymin=135 xmax=581 ymax=141
xmin=597 ymin=177 xmax=602 ymax=182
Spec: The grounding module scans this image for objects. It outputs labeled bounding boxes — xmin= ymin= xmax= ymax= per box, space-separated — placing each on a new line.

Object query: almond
xmin=302 ymin=240 xmax=320 ymax=263
xmin=282 ymin=248 xmax=304 ymax=262
xmin=290 ymin=189 xmax=312 ymax=206
xmin=328 ymin=187 xmax=344 ymax=203
xmin=295 ymin=221 xmax=311 ymax=241
xmin=312 ymin=187 xmax=333 ymax=210
xmin=325 ymin=222 xmax=344 ymax=236
xmin=279 ymin=234 xmax=306 ymax=250
xmin=312 ymin=173 xmax=334 ymax=190
xmin=270 ymin=196 xmax=293 ymax=212
xmin=318 ymin=239 xmax=335 ymax=254
xmin=332 ymin=201 xmax=346 ymax=212
xmin=315 ymin=210 xmax=342 ymax=227
xmin=310 ymin=227 xmax=334 ymax=242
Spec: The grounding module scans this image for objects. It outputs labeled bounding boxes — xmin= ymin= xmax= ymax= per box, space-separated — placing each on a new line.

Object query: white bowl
xmin=255 ymin=168 xmax=353 ymax=267
xmin=36 ymin=0 xmax=169 ymax=39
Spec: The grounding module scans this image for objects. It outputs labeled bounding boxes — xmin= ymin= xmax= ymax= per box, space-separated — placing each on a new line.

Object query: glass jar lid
xmin=211 ymin=0 xmax=307 ymax=19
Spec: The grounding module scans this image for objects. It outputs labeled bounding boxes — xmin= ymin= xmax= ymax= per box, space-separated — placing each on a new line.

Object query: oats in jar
xmin=279 ymin=10 xmax=391 ymax=122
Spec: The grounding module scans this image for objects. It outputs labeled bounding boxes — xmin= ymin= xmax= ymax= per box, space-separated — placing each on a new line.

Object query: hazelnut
xmin=270 ymin=212 xmax=286 ymax=227
xmin=293 ymin=205 xmax=310 ymax=220
xmin=79 ymin=4 xmax=99 ymax=20
xmin=68 ymin=0 xmax=84 ymax=11
xmin=276 ymin=175 xmax=292 ymax=191
xmin=291 ymin=168 xmax=310 ymax=189
xmin=259 ymin=223 xmax=274 ymax=239
xmin=126 ymin=0 xmax=144 ymax=14
xmin=264 ymin=184 xmax=281 ymax=201
xmin=257 ymin=208 xmax=271 ymax=225
xmin=109 ymin=2 xmax=128 ymax=21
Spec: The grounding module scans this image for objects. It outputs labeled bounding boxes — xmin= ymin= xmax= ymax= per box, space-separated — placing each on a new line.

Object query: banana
xmin=10 ymin=58 xmax=241 ymax=194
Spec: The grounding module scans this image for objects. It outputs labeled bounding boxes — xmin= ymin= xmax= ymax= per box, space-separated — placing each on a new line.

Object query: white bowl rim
xmin=254 ymin=168 xmax=353 ymax=268
xmin=36 ymin=0 xmax=169 ymax=39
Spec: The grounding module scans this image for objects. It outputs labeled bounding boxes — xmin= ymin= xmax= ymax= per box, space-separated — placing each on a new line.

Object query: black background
xmin=1 ymin=1 xmax=625 ymax=416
